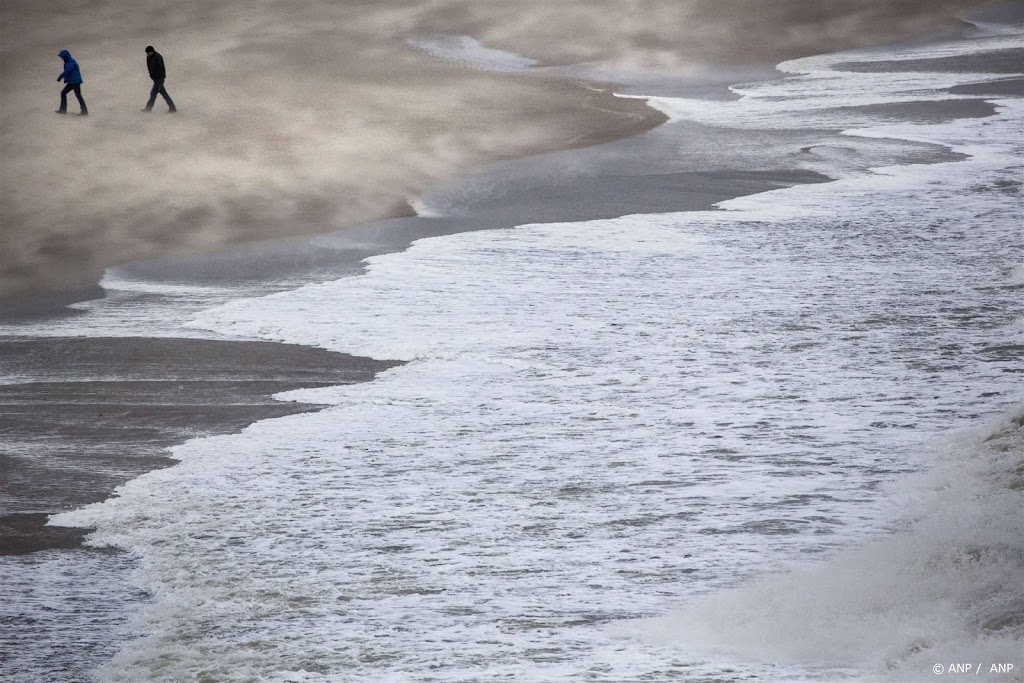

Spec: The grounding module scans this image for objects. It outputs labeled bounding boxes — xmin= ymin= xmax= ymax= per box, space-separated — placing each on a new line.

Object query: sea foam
xmin=626 ymin=410 xmax=1024 ymax=680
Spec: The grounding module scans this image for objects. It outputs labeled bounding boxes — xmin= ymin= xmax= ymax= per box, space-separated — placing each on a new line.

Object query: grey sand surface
xmin=0 ymin=337 xmax=400 ymax=554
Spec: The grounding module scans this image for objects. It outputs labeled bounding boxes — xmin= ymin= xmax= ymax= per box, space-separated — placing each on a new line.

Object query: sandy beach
xmin=0 ymin=0 xmax=992 ymax=302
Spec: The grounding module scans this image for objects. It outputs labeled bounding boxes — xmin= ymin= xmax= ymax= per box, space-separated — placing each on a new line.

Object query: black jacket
xmin=146 ymin=51 xmax=166 ymax=80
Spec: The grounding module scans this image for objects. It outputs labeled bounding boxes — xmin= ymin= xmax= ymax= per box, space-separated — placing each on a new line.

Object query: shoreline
xmin=0 ymin=337 xmax=401 ymax=554
xmin=0 ymin=108 xmax=827 ymax=556
xmin=3 ymin=55 xmax=1014 ymax=553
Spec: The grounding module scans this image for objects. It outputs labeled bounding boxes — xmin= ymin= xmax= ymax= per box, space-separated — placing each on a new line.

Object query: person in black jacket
xmin=142 ymin=46 xmax=177 ymax=113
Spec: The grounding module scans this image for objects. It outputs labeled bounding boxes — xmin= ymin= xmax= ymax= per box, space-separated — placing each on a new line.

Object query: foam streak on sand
xmin=42 ymin=26 xmax=1024 ymax=681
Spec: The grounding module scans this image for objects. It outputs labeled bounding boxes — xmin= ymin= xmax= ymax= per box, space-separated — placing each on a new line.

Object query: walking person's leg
xmin=73 ymin=84 xmax=88 ymax=115
xmin=158 ymin=83 xmax=176 ymax=112
xmin=144 ymin=80 xmax=160 ymax=111
xmin=57 ymin=83 xmax=72 ymax=113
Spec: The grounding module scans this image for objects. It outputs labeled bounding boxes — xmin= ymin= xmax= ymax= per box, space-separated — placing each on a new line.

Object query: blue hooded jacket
xmin=57 ymin=50 xmax=83 ymax=85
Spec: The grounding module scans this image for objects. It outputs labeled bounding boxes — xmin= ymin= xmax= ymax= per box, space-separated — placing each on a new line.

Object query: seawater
xmin=6 ymin=27 xmax=1021 ymax=683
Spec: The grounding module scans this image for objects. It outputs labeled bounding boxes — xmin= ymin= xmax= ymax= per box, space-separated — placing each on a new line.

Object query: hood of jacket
xmin=58 ymin=50 xmax=71 ymax=61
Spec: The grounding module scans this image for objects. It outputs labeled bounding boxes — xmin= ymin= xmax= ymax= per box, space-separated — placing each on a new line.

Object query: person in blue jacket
xmin=55 ymin=49 xmax=88 ymax=116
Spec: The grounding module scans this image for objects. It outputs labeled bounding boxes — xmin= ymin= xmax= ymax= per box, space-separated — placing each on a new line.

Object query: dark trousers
xmin=59 ymin=83 xmax=87 ymax=113
xmin=146 ymin=79 xmax=176 ymax=111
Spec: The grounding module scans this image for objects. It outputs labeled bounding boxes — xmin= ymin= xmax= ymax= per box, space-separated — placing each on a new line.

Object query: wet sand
xmin=948 ymin=77 xmax=1024 ymax=96
xmin=833 ymin=98 xmax=999 ymax=123
xmin=0 ymin=337 xmax=400 ymax=554
xmin=835 ymin=46 xmax=1023 ymax=73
